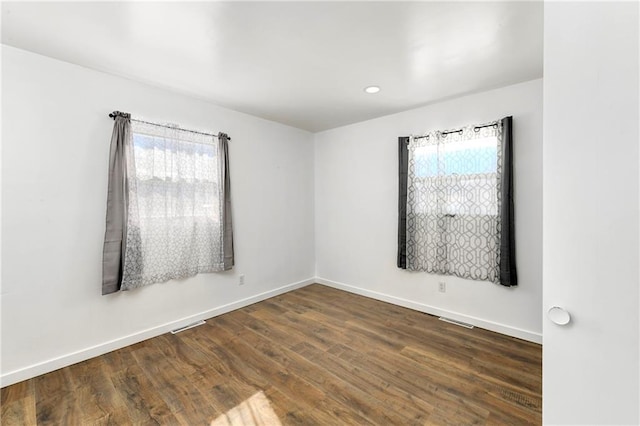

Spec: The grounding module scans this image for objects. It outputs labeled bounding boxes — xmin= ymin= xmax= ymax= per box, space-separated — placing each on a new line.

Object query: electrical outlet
xmin=438 ymin=282 xmax=446 ymax=293
xmin=239 ymin=274 xmax=245 ymax=286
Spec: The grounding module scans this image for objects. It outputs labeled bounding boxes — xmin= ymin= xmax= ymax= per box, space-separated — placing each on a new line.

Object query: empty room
xmin=1 ymin=1 xmax=638 ymax=425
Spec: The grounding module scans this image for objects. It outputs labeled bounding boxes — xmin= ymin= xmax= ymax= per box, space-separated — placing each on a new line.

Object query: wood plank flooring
xmin=1 ymin=284 xmax=542 ymax=425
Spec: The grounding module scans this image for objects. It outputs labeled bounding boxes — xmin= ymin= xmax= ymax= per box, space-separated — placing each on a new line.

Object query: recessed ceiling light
xmin=364 ymin=86 xmax=380 ymax=94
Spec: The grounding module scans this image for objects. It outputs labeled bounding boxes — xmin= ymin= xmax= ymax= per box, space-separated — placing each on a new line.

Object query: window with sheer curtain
xmin=120 ymin=121 xmax=227 ymax=290
xmin=102 ymin=112 xmax=233 ymax=295
xmin=397 ymin=117 xmax=517 ymax=287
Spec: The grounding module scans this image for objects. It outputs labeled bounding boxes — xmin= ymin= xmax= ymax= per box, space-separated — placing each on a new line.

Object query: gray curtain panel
xmin=102 ymin=112 xmax=131 ymax=295
xmin=219 ymin=132 xmax=235 ymax=270
xmin=397 ymin=137 xmax=409 ymax=268
xmin=499 ymin=116 xmax=517 ymax=287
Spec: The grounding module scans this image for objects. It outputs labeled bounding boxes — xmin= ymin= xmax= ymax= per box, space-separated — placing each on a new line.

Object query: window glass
xmin=132 ymin=132 xmax=219 ymax=220
xmin=414 ymin=136 xmax=497 ymax=178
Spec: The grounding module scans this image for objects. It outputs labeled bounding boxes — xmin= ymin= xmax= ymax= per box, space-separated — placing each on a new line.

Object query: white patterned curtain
xmin=406 ymin=121 xmax=504 ymax=283
xmin=120 ymin=121 xmax=226 ymax=290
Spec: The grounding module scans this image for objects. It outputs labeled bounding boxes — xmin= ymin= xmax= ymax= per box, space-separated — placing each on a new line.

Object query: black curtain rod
xmin=108 ymin=112 xmax=231 ymax=140
xmin=412 ymin=122 xmax=498 ymax=140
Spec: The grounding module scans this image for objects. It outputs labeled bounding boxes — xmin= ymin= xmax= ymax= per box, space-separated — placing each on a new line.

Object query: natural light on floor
xmin=210 ymin=391 xmax=282 ymax=426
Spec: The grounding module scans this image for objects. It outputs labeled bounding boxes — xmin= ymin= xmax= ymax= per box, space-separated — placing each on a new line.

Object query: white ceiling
xmin=1 ymin=1 xmax=543 ymax=132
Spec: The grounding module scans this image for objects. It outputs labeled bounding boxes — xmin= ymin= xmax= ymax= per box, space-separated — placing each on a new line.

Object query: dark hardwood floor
xmin=1 ymin=284 xmax=542 ymax=425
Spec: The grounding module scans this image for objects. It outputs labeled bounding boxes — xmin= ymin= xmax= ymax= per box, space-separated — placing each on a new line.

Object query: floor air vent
xmin=171 ymin=320 xmax=206 ymax=334
xmin=500 ymin=389 xmax=541 ymax=410
xmin=439 ymin=317 xmax=474 ymax=329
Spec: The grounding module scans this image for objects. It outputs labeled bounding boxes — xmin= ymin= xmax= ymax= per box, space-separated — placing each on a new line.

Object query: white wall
xmin=315 ymin=79 xmax=542 ymax=342
xmin=1 ymin=46 xmax=316 ymax=385
xmin=543 ymin=3 xmax=639 ymax=424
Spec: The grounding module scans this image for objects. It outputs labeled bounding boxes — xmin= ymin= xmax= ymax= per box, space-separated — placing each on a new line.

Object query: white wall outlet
xmin=239 ymin=274 xmax=245 ymax=286
xmin=438 ymin=282 xmax=446 ymax=293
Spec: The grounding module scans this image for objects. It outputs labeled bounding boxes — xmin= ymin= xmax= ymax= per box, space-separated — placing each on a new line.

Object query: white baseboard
xmin=0 ymin=278 xmax=315 ymax=388
xmin=315 ymin=277 xmax=542 ymax=344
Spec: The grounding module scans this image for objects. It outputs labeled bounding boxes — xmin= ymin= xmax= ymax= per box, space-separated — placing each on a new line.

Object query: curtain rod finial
xmin=109 ymin=111 xmax=131 ymax=120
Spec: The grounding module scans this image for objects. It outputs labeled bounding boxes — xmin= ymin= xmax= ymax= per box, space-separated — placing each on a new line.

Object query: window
xmin=131 ymin=131 xmax=220 ymax=220
xmin=398 ymin=117 xmax=517 ymax=287
xmin=413 ymin=136 xmax=498 ymax=216
xmin=102 ymin=112 xmax=233 ymax=295
xmin=121 ymin=121 xmax=230 ymax=290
